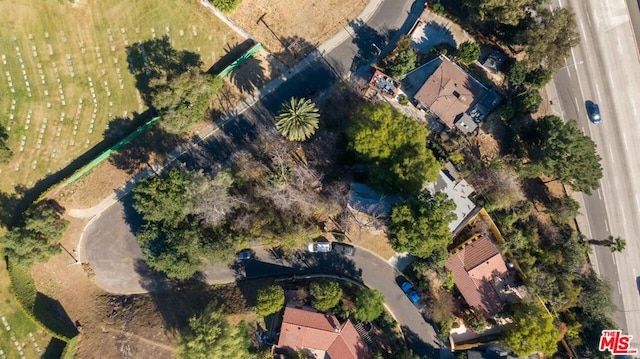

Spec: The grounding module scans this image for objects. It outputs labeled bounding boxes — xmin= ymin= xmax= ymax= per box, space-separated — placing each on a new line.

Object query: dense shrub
xmin=211 ymin=0 xmax=243 ymax=13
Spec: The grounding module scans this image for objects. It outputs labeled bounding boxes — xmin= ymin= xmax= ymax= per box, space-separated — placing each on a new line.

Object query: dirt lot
xmin=230 ymin=0 xmax=367 ymax=66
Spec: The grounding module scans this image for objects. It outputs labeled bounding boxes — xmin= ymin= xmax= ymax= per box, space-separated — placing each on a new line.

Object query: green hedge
xmin=212 ymin=0 xmax=243 ymax=13
xmin=8 ymin=264 xmax=75 ymax=342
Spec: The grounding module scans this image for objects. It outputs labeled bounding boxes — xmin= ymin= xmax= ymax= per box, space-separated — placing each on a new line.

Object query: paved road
xmin=550 ymin=0 xmax=640 ymax=348
xmin=82 ymin=196 xmax=441 ymax=356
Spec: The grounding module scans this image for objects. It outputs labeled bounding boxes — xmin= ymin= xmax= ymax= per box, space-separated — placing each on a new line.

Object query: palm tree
xmin=607 ymin=236 xmax=626 ymax=253
xmin=275 ymin=97 xmax=319 ymax=142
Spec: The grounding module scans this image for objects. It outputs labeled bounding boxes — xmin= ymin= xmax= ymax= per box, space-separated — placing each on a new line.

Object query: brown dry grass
xmin=346 ymin=216 xmax=396 ymax=260
xmin=229 ymin=0 xmax=367 ymax=66
xmin=51 ymin=160 xmax=131 ymax=209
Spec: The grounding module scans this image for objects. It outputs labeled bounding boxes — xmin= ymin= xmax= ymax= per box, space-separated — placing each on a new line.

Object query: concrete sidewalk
xmin=68 ymin=0 xmax=386 ymax=219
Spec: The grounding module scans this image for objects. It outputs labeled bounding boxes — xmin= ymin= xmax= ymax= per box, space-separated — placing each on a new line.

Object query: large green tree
xmin=578 ymin=272 xmax=617 ymax=321
xmin=457 ymin=41 xmax=481 ymax=65
xmin=275 ymin=97 xmax=320 ymax=142
xmin=255 ymin=285 xmax=285 ymax=317
xmin=133 ymin=168 xmax=191 ymax=225
xmin=348 ymin=103 xmax=439 ymax=194
xmin=502 ymin=303 xmax=560 ymax=356
xmin=2 ymin=201 xmax=69 ymax=265
xmin=471 ymin=0 xmax=533 ymax=26
xmin=526 ymin=116 xmax=603 ymax=194
xmin=520 ymin=7 xmax=580 ymax=70
xmin=389 ymin=191 xmax=456 ymax=258
xmin=310 ymin=281 xmax=343 ymax=312
xmin=136 ymin=222 xmax=203 ymax=280
xmin=151 ymin=69 xmax=223 ymax=134
xmin=382 ymin=35 xmax=417 ymax=79
xmin=178 ymin=306 xmax=250 ymax=359
xmin=355 ymin=288 xmax=385 ymax=322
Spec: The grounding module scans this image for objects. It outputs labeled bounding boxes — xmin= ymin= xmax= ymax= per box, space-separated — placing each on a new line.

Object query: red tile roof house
xmin=445 ymin=234 xmax=509 ymax=318
xmin=275 ymin=306 xmax=372 ymax=359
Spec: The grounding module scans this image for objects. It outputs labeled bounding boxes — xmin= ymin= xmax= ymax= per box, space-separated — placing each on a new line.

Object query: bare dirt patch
xmin=229 ymin=0 xmax=367 ymax=66
xmin=346 ymin=216 xmax=396 ymax=260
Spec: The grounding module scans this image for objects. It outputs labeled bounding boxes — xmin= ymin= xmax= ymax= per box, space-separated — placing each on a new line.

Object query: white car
xmin=307 ymin=241 xmax=331 ymax=253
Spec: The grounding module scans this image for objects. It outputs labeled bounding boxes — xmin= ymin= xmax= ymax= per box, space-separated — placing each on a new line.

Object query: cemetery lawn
xmin=0 ymin=265 xmax=52 ymax=359
xmin=0 ymin=0 xmax=241 ymax=193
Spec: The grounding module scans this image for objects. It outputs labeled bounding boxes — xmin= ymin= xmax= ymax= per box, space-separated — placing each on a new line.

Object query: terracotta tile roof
xmin=414 ymin=58 xmax=487 ymax=128
xmin=445 ymin=235 xmax=508 ymax=317
xmin=277 ymin=306 xmax=371 ymax=359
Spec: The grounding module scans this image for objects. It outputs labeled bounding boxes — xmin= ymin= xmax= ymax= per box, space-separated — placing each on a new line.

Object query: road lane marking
xmin=605 ymin=219 xmax=609 ymax=232
xmin=636 ymin=193 xmax=640 ymax=211
xmin=579 ymin=22 xmax=586 ymax=39
xmin=564 ymin=58 xmax=572 ymax=78
xmin=623 ymin=133 xmax=629 ymax=150
xmin=581 ymin=127 xmax=586 ymax=135
xmin=586 ymin=11 xmax=592 ymax=27
xmin=598 ymin=188 xmax=602 ymax=200
xmin=617 ymin=281 xmax=622 ymax=294
xmin=574 ymin=97 xmax=580 ymax=112
xmin=612 ymin=252 xmax=616 ymax=265
xmin=558 ymin=0 xmax=562 ymax=7
xmin=609 ymin=144 xmax=614 ymax=163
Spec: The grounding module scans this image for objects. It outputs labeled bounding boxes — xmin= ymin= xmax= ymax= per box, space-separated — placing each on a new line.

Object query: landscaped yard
xmin=0 ymin=0 xmax=241 ymax=193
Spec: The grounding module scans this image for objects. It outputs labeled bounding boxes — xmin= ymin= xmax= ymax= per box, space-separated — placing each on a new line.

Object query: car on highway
xmin=332 ymin=242 xmax=356 ymax=256
xmin=307 ymin=240 xmax=331 ymax=253
xmin=586 ymin=100 xmax=602 ymax=124
xmin=401 ymin=281 xmax=421 ymax=304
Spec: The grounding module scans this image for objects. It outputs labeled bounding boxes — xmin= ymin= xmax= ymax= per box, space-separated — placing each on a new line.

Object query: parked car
xmin=332 ymin=242 xmax=356 ymax=256
xmin=401 ymin=281 xmax=421 ymax=304
xmin=586 ymin=100 xmax=602 ymax=124
xmin=236 ymin=249 xmax=254 ymax=260
xmin=307 ymin=241 xmax=331 ymax=253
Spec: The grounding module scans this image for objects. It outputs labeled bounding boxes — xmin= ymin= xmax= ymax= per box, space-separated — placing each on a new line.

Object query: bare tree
xmin=470 ymin=163 xmax=525 ymax=210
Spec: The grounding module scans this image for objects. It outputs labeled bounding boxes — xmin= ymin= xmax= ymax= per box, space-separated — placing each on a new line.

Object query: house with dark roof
xmin=445 ymin=234 xmax=511 ymax=318
xmin=412 ymin=56 xmax=501 ymax=131
xmin=276 ymin=306 xmax=372 ymax=359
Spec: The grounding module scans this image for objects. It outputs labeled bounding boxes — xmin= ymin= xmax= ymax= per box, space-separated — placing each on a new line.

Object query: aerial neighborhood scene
xmin=1 ymin=0 xmax=639 ymax=358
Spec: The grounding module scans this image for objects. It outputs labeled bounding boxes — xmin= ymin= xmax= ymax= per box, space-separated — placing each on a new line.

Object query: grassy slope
xmin=0 ymin=0 xmax=240 ymax=192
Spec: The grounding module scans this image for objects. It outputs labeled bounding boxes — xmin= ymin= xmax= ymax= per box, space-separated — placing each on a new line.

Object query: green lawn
xmin=0 ymin=266 xmax=51 ymax=359
xmin=0 ymin=0 xmax=241 ymax=193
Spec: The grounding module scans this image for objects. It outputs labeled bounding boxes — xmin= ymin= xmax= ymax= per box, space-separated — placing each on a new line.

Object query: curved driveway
xmin=83 ymin=196 xmax=441 ymax=356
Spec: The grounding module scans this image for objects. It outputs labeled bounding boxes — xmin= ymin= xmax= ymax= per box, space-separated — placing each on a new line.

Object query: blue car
xmin=586 ymin=100 xmax=601 ymax=124
xmin=401 ymin=282 xmax=421 ymax=304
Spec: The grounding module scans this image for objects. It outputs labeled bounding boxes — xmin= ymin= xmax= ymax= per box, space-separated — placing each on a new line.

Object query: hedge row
xmin=8 ymin=264 xmax=74 ymax=342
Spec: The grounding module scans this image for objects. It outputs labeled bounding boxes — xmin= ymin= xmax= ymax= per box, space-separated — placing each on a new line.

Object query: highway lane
xmin=551 ymin=0 xmax=640 ymax=349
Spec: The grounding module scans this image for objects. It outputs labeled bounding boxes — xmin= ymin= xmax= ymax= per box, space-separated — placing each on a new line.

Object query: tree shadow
xmin=126 ymin=35 xmax=202 ymax=106
xmin=400 ymin=324 xmax=439 ymax=359
xmin=229 ymin=56 xmax=272 ymax=94
xmin=42 ymin=338 xmax=67 ymax=359
xmin=107 ymin=121 xmax=183 ymax=175
xmin=348 ymin=19 xmax=388 ymax=70
xmin=272 ymin=36 xmax=318 ymax=68
xmin=0 ymin=190 xmax=20 ymax=228
xmin=33 ymin=292 xmax=79 ymax=339
xmin=208 ymin=39 xmax=257 ymax=75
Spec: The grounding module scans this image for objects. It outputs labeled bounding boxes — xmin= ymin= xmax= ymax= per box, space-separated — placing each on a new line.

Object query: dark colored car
xmin=401 ymin=282 xmax=421 ymax=304
xmin=586 ymin=100 xmax=602 ymax=124
xmin=236 ymin=249 xmax=254 ymax=260
xmin=332 ymin=242 xmax=356 ymax=256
